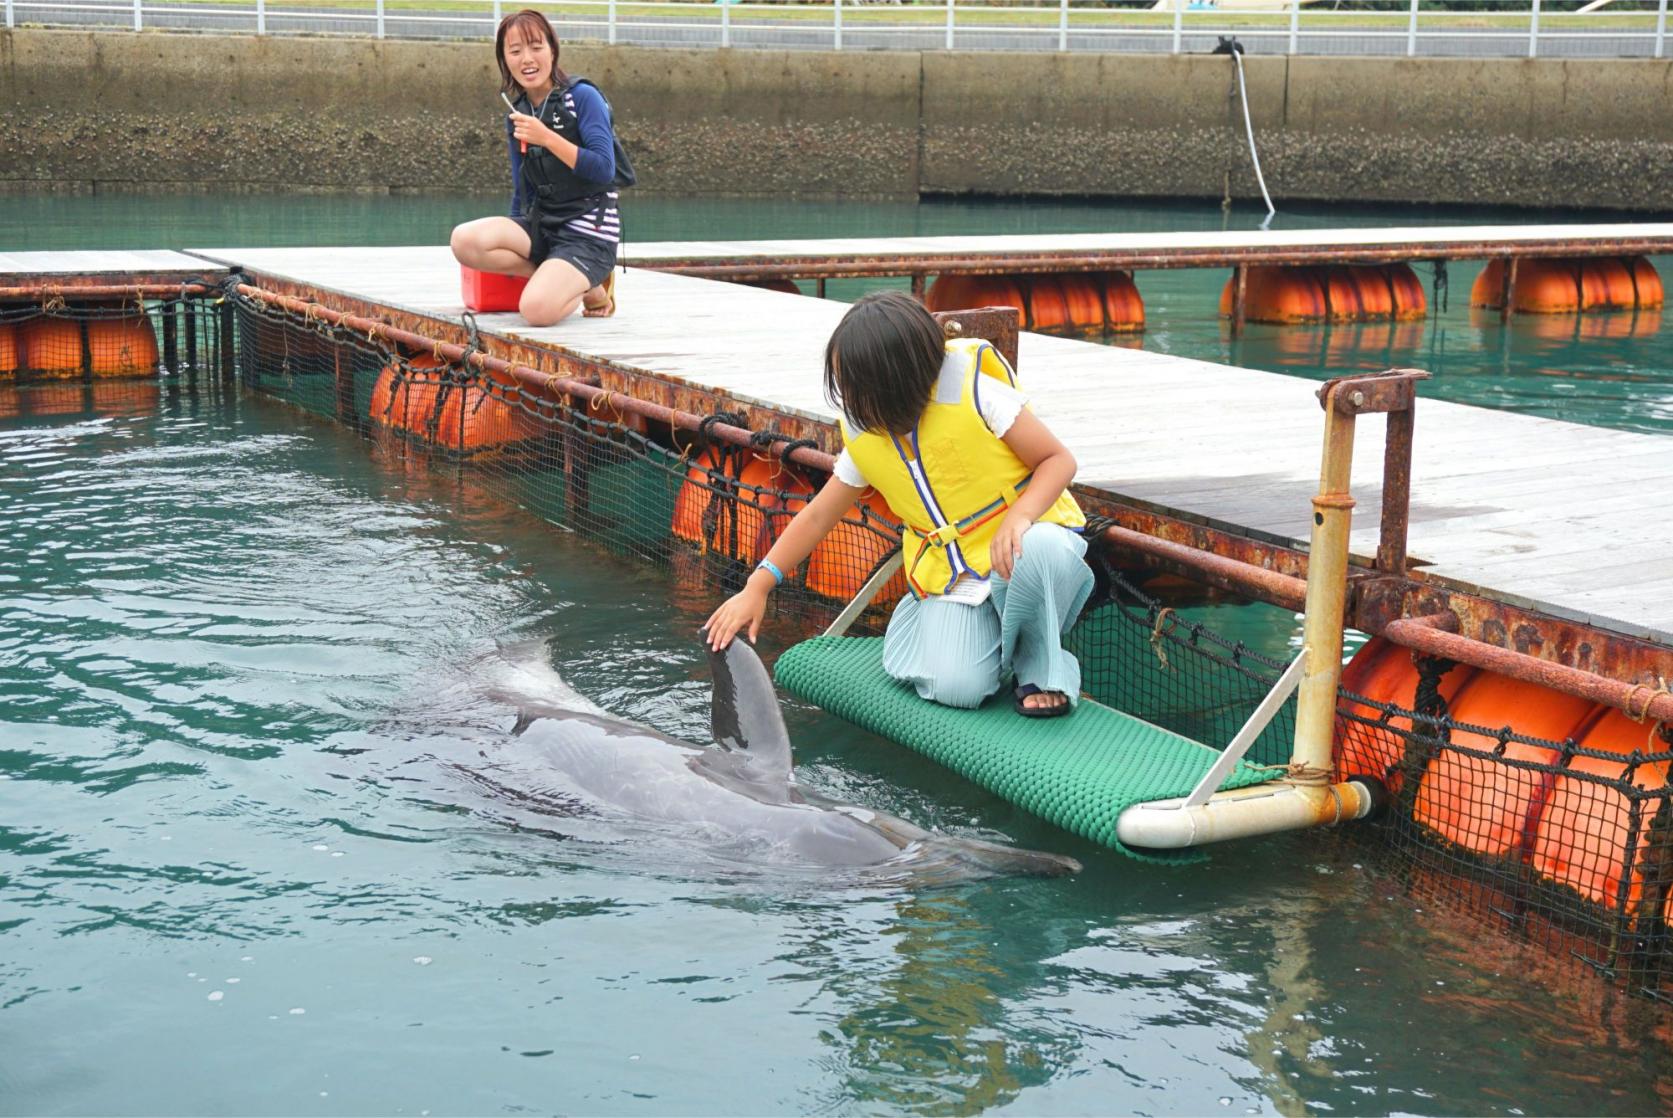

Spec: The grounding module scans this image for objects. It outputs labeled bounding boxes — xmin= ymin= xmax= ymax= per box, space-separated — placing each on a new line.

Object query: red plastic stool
xmin=461 ymin=266 xmax=528 ymax=313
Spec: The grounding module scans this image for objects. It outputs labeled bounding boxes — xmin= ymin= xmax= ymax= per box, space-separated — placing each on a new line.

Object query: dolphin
xmin=456 ymin=636 xmax=1081 ymax=881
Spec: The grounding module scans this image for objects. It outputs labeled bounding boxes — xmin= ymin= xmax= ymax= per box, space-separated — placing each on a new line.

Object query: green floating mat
xmin=775 ymin=636 xmax=1277 ymax=863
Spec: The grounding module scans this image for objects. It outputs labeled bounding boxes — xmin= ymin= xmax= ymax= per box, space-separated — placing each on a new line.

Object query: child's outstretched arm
xmin=990 ymin=410 xmax=1078 ymax=580
xmin=704 ymin=475 xmax=864 ymax=650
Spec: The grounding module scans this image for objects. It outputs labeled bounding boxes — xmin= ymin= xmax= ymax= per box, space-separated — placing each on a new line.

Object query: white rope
xmin=1230 ymin=49 xmax=1277 ymax=230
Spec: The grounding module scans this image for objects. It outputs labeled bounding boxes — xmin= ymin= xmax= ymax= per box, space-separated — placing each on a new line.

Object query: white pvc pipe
xmin=1116 ymin=780 xmax=1377 ymax=850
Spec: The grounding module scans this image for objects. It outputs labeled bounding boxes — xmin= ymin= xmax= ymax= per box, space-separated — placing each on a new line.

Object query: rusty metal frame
xmin=628 ymin=232 xmax=1673 ymax=287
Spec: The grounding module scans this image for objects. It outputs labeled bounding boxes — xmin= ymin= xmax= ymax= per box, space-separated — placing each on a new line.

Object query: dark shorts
xmin=514 ymin=215 xmax=618 ymax=288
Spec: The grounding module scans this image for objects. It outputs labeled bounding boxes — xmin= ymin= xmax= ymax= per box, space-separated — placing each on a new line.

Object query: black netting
xmin=182 ymin=284 xmax=1673 ymax=1002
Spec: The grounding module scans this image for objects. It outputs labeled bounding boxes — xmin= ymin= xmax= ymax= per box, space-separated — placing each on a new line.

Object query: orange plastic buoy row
xmin=805 ymin=488 xmax=907 ymax=603
xmin=672 ymin=452 xmax=906 ymax=603
xmin=1218 ymin=264 xmax=1428 ymax=325
xmin=926 ymin=272 xmax=1144 ymax=336
xmin=2 ymin=314 xmax=161 ymax=378
xmin=367 ymin=355 xmax=540 ymax=454
xmin=671 ymin=450 xmax=813 ymax=564
xmin=1470 ymin=256 xmax=1664 ymax=314
xmin=1336 ymin=637 xmax=1673 ymax=921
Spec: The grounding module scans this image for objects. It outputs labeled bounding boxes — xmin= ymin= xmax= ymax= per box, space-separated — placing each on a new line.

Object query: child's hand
xmin=705 ymin=584 xmax=770 ymax=651
xmin=990 ymin=514 xmax=1033 ymax=580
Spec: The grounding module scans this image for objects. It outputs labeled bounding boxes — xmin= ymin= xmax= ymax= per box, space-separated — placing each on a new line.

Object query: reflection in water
xmin=829 ymin=892 xmax=1044 ymax=1116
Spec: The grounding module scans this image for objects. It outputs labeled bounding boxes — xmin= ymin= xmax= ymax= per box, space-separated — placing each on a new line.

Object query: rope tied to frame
xmin=1252 ymin=760 xmax=1336 ymax=788
xmin=587 ymin=389 xmax=627 ymax=426
xmin=1149 ymin=606 xmax=1178 ymax=671
xmin=1624 ymin=678 xmax=1672 ymax=753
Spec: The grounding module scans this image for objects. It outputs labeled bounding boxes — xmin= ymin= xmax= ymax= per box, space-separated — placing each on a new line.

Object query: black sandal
xmin=1014 ymin=683 xmax=1071 ymax=719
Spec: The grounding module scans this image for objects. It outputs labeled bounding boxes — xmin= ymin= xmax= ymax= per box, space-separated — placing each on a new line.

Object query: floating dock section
xmin=5 ymin=234 xmax=1673 ymax=996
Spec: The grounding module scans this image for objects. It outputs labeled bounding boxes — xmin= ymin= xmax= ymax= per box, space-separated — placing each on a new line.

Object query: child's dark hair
xmin=823 ymin=292 xmax=945 ymax=436
xmin=496 ymin=9 xmax=570 ymax=99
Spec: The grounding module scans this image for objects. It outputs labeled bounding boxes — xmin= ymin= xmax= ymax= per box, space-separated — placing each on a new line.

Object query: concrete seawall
xmin=3 ymin=29 xmax=1670 ymax=210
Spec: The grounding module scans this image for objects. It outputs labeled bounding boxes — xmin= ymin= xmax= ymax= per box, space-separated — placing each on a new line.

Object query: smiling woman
xmin=447 ymin=9 xmax=633 ymax=327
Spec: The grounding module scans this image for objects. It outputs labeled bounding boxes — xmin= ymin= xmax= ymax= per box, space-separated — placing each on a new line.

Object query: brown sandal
xmin=582 ymin=270 xmax=616 ymax=318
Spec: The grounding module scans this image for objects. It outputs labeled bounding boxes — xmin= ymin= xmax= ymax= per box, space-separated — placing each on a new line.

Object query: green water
xmin=4 ymin=192 xmax=1673 ymax=1115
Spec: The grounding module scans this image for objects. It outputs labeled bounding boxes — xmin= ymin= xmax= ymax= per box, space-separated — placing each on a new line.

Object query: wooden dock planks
xmin=180 ymin=244 xmax=1673 ymax=645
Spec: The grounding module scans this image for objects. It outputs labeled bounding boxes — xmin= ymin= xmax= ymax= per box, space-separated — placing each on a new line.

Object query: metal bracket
xmin=823 ymin=552 xmax=905 ymax=639
xmin=1182 ymin=651 xmax=1309 ymax=807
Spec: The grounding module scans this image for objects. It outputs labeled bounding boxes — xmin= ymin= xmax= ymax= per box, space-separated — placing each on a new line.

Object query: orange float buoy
xmin=1024 ymin=275 xmax=1072 ymax=335
xmin=805 ymin=488 xmax=905 ymax=602
xmin=1318 ymin=266 xmax=1373 ymax=321
xmin=1096 ymin=271 xmax=1145 ymax=333
xmin=1221 ymin=265 xmax=1330 ymax=324
xmin=925 ymin=274 xmax=1028 ymax=322
xmin=0 ymin=322 xmax=19 ymax=376
xmin=1470 ymin=257 xmax=1664 ymax=314
xmin=86 ymin=315 xmax=160 ymax=377
xmin=1336 ymin=637 xmax=1477 ymax=795
xmin=1383 ymin=263 xmax=1428 ymax=320
xmin=672 ymin=447 xmax=730 ymax=548
xmin=1470 ymin=258 xmax=1573 ymax=313
xmin=1056 ymin=274 xmax=1107 ymax=335
xmin=672 ymin=448 xmax=812 ymax=565
xmin=1530 ymin=708 xmax=1672 ymax=914
xmin=1628 ymin=255 xmax=1664 ymax=309
xmin=1577 ymin=258 xmax=1637 ymax=312
xmin=1413 ymin=673 xmax=1597 ymax=858
xmin=369 ymin=355 xmax=538 ymax=454
xmin=15 ymin=312 xmax=160 ymax=379
xmin=18 ymin=317 xmax=85 ymax=378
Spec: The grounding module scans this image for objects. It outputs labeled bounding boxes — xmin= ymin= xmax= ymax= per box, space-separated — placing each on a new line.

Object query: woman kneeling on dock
xmin=706 ymin=292 xmax=1094 ymax=718
xmin=450 ymin=9 xmax=628 ymax=326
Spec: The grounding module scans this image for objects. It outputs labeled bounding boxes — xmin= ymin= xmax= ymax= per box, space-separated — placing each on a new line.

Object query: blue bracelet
xmin=756 ymin=558 xmax=785 ymax=586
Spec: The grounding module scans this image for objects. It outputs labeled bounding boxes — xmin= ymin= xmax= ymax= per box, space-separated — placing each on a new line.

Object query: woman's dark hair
xmin=823 ymin=291 xmax=945 ymax=437
xmin=496 ymin=9 xmax=569 ymax=100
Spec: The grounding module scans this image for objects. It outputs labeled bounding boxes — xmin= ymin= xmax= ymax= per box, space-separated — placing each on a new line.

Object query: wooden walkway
xmin=621 ymin=224 xmax=1673 ymax=279
xmin=178 ymin=244 xmax=1673 ymax=646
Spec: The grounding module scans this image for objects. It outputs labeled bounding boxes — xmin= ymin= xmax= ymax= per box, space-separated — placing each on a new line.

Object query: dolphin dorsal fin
xmin=707 ymin=636 xmax=794 ymax=778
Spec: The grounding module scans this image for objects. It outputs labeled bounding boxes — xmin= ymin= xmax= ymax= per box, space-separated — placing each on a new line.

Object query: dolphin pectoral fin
xmin=705 ymin=634 xmax=794 ymax=780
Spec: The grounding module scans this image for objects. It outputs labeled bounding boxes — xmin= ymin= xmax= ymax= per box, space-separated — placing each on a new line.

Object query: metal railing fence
xmin=3 ymin=0 xmax=1667 ymax=57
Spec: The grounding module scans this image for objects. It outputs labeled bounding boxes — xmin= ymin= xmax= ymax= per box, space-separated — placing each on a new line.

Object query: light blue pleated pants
xmin=880 ymin=522 xmax=1095 ymax=710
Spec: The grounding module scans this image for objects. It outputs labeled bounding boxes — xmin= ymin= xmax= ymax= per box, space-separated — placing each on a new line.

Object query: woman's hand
xmin=704 ymin=578 xmax=772 ymax=651
xmin=990 ymin=513 xmax=1033 ymax=581
xmin=508 ymin=111 xmax=556 ymax=150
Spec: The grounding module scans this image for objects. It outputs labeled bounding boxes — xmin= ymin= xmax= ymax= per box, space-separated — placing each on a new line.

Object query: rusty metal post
xmin=1498 ymin=256 xmax=1519 ymax=323
xmin=1377 ymin=392 xmax=1416 ymax=575
xmin=910 ymin=273 xmax=926 ymax=299
xmin=1293 ymin=387 xmax=1359 ymax=775
xmin=815 ymin=277 xmax=826 ymax=299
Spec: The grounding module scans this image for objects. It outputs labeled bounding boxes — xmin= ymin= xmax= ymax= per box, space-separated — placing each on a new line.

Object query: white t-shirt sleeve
xmin=976 ymin=376 xmax=1030 ymax=438
xmin=832 ymin=447 xmax=868 ymax=489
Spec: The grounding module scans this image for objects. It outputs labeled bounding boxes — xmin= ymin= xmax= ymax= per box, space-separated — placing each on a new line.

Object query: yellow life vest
xmin=839 ymin=338 xmax=1085 ymax=599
